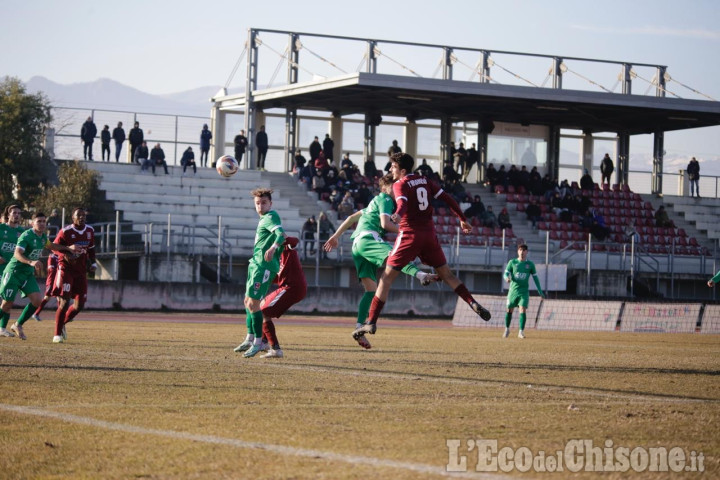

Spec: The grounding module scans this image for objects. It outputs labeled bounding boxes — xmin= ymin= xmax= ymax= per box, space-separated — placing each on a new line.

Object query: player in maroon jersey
xmin=30 ymin=253 xmax=59 ymax=322
xmin=51 ymin=208 xmax=96 ymax=342
xmin=353 ymin=153 xmax=490 ymax=342
xmin=258 ymin=236 xmax=307 ymax=358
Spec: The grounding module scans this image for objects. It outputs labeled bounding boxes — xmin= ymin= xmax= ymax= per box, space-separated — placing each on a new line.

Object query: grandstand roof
xmin=219 ymin=72 xmax=720 ymax=135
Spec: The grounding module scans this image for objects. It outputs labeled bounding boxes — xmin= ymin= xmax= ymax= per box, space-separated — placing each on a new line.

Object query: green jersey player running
xmin=503 ymin=244 xmax=545 ymax=339
xmin=0 ymin=205 xmax=28 ymax=337
xmin=234 ymin=188 xmax=287 ymax=358
xmin=324 ymin=174 xmax=439 ymax=349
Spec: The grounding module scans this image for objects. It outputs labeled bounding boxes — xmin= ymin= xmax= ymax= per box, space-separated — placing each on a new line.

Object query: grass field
xmin=0 ymin=312 xmax=718 ymax=479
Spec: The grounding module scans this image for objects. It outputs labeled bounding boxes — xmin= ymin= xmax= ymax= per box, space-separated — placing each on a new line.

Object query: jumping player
xmin=324 ymin=173 xmax=439 ymax=349
xmin=257 ymin=236 xmax=307 ymax=358
xmin=503 ymin=244 xmax=545 ymax=339
xmin=0 ymin=205 xmax=26 ymax=337
xmin=233 ymin=188 xmax=286 ymax=358
xmin=352 ymin=153 xmax=491 ymax=343
xmin=50 ymin=207 xmax=96 ymax=343
xmin=0 ymin=212 xmax=80 ymax=341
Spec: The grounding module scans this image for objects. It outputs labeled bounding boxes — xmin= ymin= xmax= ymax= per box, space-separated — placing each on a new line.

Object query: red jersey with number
xmin=393 ymin=173 xmax=443 ymax=232
xmin=54 ymin=224 xmax=96 ymax=275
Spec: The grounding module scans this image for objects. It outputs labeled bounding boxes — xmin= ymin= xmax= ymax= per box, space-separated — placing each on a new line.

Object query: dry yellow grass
xmin=0 ymin=312 xmax=718 ymax=479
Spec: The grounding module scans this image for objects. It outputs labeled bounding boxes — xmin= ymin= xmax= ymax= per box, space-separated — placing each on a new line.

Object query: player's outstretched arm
xmin=324 ymin=211 xmax=362 ymax=252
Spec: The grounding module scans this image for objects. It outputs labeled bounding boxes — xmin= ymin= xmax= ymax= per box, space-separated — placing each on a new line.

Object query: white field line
xmin=0 ymin=403 xmax=507 ymax=480
xmin=2 ymin=343 xmax=714 ymax=404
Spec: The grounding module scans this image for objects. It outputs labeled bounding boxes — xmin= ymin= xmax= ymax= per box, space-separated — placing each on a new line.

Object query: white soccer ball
xmin=216 ymin=155 xmax=239 ymax=177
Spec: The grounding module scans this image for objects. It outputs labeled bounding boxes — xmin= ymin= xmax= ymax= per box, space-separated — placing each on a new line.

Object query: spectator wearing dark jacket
xmin=322 ymin=134 xmax=335 ymax=164
xmin=135 ymin=141 xmax=150 ymax=171
xmin=200 ymin=124 xmax=212 ymax=168
xmin=181 ymin=147 xmax=196 ymax=175
xmin=112 ymin=121 xmax=126 ymax=162
xmin=128 ymin=122 xmax=144 ymax=164
xmin=100 ymin=125 xmax=111 ymax=161
xmin=525 ymin=197 xmax=542 ymax=229
xmin=255 ymin=125 xmax=268 ymax=170
xmin=150 ymin=143 xmax=168 ymax=175
xmin=580 ymin=169 xmax=594 ymax=191
xmin=309 ymin=136 xmax=322 ymax=163
xmin=80 ymin=116 xmax=97 ymax=161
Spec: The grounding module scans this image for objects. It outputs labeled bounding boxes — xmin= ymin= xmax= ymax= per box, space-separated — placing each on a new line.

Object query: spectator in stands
xmin=579 ymin=208 xmax=594 ymax=231
xmin=442 ymin=159 xmax=460 ymax=183
xmin=364 ymin=157 xmax=379 ymax=179
xmin=496 ymin=165 xmax=508 ymax=190
xmin=453 ymin=142 xmax=467 ymax=177
xmin=498 ymin=208 xmax=512 ymax=230
xmin=655 ymin=205 xmax=673 ymax=228
xmin=315 ymin=150 xmax=330 ymax=175
xmin=302 ymin=216 xmax=317 ymax=257
xmin=318 ymin=212 xmax=335 ymax=259
xmin=312 ymin=169 xmax=328 ymax=200
xmin=485 ymin=163 xmax=498 ymax=187
xmin=463 ymin=144 xmax=478 ymax=183
xmin=181 ymin=147 xmax=196 ymax=175
xmin=507 ymin=165 xmax=520 ymax=190
xmin=112 ymin=121 xmax=126 ymax=162
xmin=322 ymin=134 xmax=335 ymax=164
xmin=591 ymin=209 xmax=609 ymax=241
xmin=529 ymin=167 xmax=543 ymax=195
xmin=255 ymin=125 xmax=268 ymax=171
xmin=309 ymin=136 xmax=322 ymax=163
xmin=414 ymin=158 xmax=434 ymax=178
xmin=80 ymin=116 xmax=97 ymax=161
xmin=687 ymin=157 xmax=700 ymax=198
xmin=356 ymin=182 xmax=372 ymax=208
xmin=337 ymin=191 xmax=355 ymax=220
xmin=150 ymin=143 xmax=169 ymax=175
xmin=541 ymin=174 xmax=556 ymax=201
xmin=199 ymin=124 xmax=212 ymax=168
xmin=580 ymin=168 xmax=594 ymax=191
xmin=233 ymin=129 xmax=248 ymax=166
xmin=135 ymin=141 xmax=150 ymax=172
xmin=385 ymin=140 xmax=402 ymax=172
xmin=482 ymin=206 xmax=497 ymax=228
xmin=100 ymin=125 xmax=111 ymax=161
xmin=464 ymin=195 xmax=485 ymax=221
xmin=518 ymin=165 xmax=531 ymax=193
xmin=600 ymin=153 xmax=614 ymax=186
xmin=525 ymin=197 xmax=542 ymax=230
xmin=293 ymin=149 xmax=307 ymax=174
xmin=128 ymin=122 xmax=144 ymax=164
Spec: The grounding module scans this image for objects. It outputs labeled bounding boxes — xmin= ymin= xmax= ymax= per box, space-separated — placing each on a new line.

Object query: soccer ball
xmin=216 ymin=155 xmax=239 ymax=177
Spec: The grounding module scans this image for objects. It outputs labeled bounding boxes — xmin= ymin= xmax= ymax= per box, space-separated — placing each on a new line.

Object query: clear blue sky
xmin=1 ymin=0 xmax=718 ymax=172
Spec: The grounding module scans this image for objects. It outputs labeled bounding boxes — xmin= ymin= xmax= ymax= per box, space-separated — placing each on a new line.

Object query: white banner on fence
xmin=536 ymin=300 xmax=621 ymax=331
xmin=452 ymin=294 xmax=542 ymax=329
xmin=700 ymin=305 xmax=720 ymax=334
xmin=620 ymin=303 xmax=700 ymax=333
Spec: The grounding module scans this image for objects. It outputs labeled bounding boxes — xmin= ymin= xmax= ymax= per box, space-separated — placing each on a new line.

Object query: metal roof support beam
xmin=285 ymin=108 xmax=297 ymax=172
xmin=616 ymin=132 xmax=630 ymax=186
xmin=656 ymin=66 xmax=667 ymax=98
xmin=363 ymin=117 xmax=376 ymax=166
xmin=547 ymin=126 xmax=561 ymax=181
xmin=622 ymin=63 xmax=633 ymax=95
xmin=443 ymin=47 xmax=453 ymax=81
xmin=481 ymin=51 xmax=491 ymax=83
xmin=652 ymin=131 xmax=664 ymax=195
xmin=366 ymin=40 xmax=377 ymax=74
xmin=552 ymin=57 xmax=563 ymax=89
xmin=288 ymin=33 xmax=300 ymax=85
xmin=244 ymin=29 xmax=260 ymax=170
xmin=440 ymin=118 xmax=452 ymax=165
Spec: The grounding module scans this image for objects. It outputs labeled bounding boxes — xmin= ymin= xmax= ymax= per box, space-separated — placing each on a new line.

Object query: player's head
xmin=251 ymin=188 xmax=273 ymax=215
xmin=72 ymin=207 xmax=87 ymax=227
xmin=378 ymin=173 xmax=395 ymax=195
xmin=6 ymin=204 xmax=22 ymax=226
xmin=390 ymin=153 xmax=414 ymax=179
xmin=517 ymin=243 xmax=528 ymax=259
xmin=31 ymin=212 xmax=47 ymax=232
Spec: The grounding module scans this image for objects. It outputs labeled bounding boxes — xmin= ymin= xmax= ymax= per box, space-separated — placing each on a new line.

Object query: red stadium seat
xmin=494 ymin=185 xmax=505 ymax=194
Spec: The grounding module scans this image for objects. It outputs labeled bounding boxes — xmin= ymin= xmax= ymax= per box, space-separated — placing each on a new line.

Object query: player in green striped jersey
xmin=324 ymin=174 xmax=438 ymax=349
xmin=503 ymin=244 xmax=545 ymax=339
xmin=234 ymin=188 xmax=287 ymax=358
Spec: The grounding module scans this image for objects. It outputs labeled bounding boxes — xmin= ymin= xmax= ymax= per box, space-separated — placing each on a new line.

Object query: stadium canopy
xmin=211 ymin=28 xmax=720 ymax=192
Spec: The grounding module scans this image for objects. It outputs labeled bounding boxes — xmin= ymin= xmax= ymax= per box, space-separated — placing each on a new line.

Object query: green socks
xmin=358 ymin=291 xmax=375 ymax=325
xmin=519 ymin=312 xmax=527 ymax=331
xmin=17 ymin=304 xmax=33 ymax=326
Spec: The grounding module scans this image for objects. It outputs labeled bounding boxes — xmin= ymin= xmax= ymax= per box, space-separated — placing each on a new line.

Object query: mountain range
xmin=24 ymin=76 xmax=223 ymax=117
